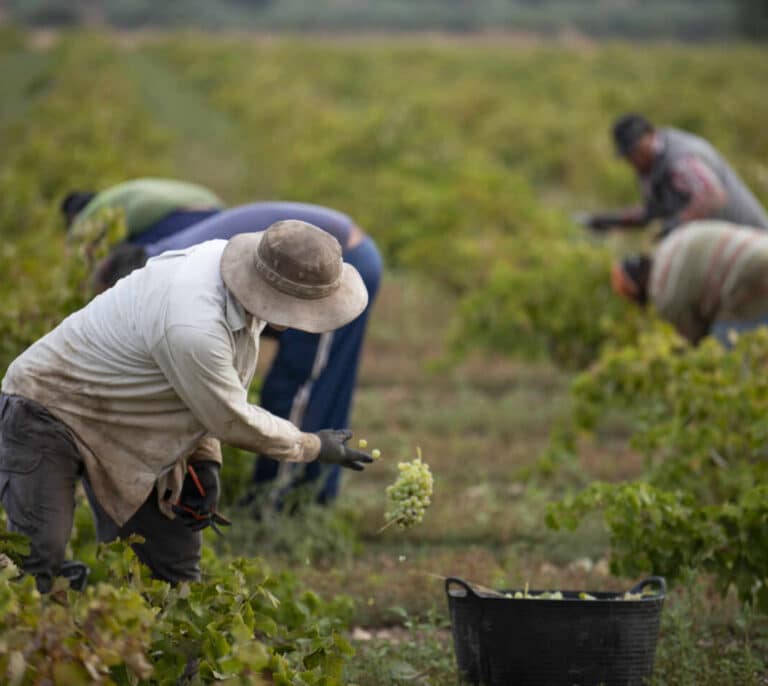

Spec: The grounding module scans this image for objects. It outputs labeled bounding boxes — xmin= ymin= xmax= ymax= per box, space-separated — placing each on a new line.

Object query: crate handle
xmin=445 ymin=577 xmax=478 ymax=599
xmin=628 ymin=576 xmax=666 ymax=598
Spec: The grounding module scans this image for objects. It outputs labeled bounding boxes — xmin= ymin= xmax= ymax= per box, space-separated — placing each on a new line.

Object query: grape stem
xmin=376 ymin=518 xmax=401 ymax=534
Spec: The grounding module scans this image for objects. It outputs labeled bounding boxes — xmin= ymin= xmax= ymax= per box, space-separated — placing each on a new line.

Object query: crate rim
xmin=446 ymin=575 xmax=667 ymax=604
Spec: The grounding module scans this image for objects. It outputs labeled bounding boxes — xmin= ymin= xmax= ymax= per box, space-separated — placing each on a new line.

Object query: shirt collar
xmin=224 ymin=287 xmax=249 ymax=332
xmin=225 ymin=287 xmax=266 ymax=335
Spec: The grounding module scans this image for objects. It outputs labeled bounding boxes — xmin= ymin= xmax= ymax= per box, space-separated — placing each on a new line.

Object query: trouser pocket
xmin=0 ymin=394 xmax=78 ymax=473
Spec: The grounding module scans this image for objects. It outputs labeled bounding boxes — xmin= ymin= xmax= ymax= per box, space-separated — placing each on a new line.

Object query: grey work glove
xmin=316 ymin=430 xmax=374 ymax=471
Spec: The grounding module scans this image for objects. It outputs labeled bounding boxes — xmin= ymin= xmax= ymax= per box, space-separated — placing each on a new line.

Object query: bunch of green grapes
xmin=385 ymin=449 xmax=433 ymax=530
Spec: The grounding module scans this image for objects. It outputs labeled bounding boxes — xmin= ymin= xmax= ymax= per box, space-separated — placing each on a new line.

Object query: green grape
xmin=384 ymin=450 xmax=433 ymax=530
xmin=506 ymin=589 xmax=646 ymax=601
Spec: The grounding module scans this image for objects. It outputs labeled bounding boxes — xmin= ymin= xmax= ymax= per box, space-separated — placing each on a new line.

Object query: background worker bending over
xmin=612 ymin=220 xmax=768 ymax=346
xmin=584 ymin=114 xmax=768 ymax=239
xmin=61 ymin=177 xmax=223 ymax=244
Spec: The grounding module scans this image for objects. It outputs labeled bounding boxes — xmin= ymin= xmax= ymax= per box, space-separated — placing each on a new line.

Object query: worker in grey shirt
xmin=0 ymin=220 xmax=373 ymax=591
xmin=584 ymin=113 xmax=768 ymax=239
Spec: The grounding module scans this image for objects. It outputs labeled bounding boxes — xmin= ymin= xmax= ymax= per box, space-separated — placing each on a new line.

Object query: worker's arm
xmin=153 ymin=323 xmax=321 ymax=462
xmin=582 ymin=206 xmax=652 ymax=232
xmin=668 ymin=156 xmax=727 ymax=225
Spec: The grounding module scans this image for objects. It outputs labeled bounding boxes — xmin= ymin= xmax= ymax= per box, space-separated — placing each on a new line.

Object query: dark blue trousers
xmin=710 ymin=316 xmax=768 ymax=348
xmin=252 ymin=237 xmax=383 ymax=505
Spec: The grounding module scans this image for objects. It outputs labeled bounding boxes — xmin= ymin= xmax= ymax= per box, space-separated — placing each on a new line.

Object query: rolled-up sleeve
xmin=153 ymin=323 xmax=320 ymax=462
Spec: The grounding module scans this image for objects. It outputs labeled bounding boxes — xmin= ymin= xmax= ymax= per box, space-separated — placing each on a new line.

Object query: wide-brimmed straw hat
xmin=220 ymin=220 xmax=368 ymax=333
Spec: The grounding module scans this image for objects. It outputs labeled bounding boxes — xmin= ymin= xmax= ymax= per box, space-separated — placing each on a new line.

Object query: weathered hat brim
xmin=220 ymin=232 xmax=369 ymax=334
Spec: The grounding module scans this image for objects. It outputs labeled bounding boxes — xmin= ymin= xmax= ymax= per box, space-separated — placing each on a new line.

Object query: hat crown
xmin=255 ymin=220 xmax=343 ymax=299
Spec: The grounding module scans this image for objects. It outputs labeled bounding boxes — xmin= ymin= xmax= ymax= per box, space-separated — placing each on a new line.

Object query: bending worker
xmin=92 ymin=200 xmax=382 ymax=508
xmin=0 ymin=220 xmax=373 ymax=591
xmin=612 ymin=220 xmax=768 ymax=346
xmin=584 ymin=113 xmax=768 ymax=239
xmin=61 ymin=177 xmax=224 ymax=244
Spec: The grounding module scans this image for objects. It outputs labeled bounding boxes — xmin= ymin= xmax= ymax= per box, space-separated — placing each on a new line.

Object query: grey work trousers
xmin=0 ymin=393 xmax=201 ymax=591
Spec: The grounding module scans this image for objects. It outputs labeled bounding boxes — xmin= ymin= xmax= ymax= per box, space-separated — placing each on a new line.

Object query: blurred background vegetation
xmin=1 ymin=0 xmax=766 ymax=40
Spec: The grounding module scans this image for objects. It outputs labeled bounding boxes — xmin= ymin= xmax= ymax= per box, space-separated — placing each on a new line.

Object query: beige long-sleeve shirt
xmin=2 ymin=239 xmax=320 ymax=525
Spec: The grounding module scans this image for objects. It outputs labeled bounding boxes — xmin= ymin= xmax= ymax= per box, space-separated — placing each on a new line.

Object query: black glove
xmin=585 ymin=213 xmax=615 ymax=231
xmin=316 ymin=430 xmax=374 ymax=471
xmin=172 ymin=461 xmax=231 ymax=533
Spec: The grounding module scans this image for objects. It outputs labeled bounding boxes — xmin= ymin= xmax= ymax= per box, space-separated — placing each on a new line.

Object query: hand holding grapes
xmin=315 ymin=429 xmax=374 ymax=471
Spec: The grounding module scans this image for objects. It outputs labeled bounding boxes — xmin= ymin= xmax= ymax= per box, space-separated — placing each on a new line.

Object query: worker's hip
xmin=344 ymin=236 xmax=383 ymax=301
xmin=0 ymin=393 xmax=82 ymax=476
xmin=0 ymin=393 xmax=84 ymax=554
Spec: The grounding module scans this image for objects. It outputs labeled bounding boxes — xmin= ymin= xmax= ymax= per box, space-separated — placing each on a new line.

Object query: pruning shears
xmin=172 ymin=464 xmax=232 ymax=536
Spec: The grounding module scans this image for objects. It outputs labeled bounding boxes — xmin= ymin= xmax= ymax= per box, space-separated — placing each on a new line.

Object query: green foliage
xmin=214 ymin=502 xmax=361 ymax=567
xmin=652 ymin=581 xmax=766 ymax=686
xmin=0 ymin=34 xmax=172 ymax=373
xmin=147 ymin=36 xmax=768 ymax=367
xmin=454 ymin=237 xmax=649 ymax=368
xmin=0 ymin=527 xmax=355 ymax=685
xmin=343 ymin=609 xmax=454 ymax=685
xmin=0 ymin=26 xmax=27 ymax=56
xmin=0 ymin=526 xmax=31 ymax=565
xmin=548 ymin=328 xmax=768 ymax=606
xmin=573 ymin=328 xmax=768 ymax=499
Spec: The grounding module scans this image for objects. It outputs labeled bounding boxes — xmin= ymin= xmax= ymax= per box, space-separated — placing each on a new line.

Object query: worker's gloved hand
xmin=584 ymin=213 xmax=615 ymax=231
xmin=172 ymin=461 xmax=231 ymax=533
xmin=315 ymin=429 xmax=374 ymax=471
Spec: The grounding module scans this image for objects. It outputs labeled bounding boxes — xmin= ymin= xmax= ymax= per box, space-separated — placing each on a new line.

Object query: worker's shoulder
xmin=662 ymin=127 xmax=719 ymax=160
xmin=160 ymin=240 xmax=230 ymax=324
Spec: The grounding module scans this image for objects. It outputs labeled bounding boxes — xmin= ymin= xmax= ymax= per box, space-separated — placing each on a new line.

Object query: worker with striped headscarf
xmin=611 ymin=220 xmax=768 ymax=346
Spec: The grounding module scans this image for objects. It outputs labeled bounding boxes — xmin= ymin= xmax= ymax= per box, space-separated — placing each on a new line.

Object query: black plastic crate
xmin=446 ymin=576 xmax=665 ymax=686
